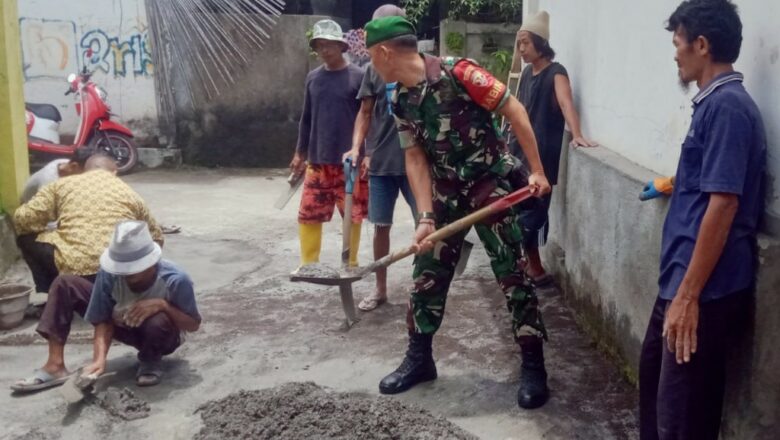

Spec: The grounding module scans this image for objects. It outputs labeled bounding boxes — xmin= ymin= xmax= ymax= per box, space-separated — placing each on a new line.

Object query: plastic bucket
xmin=0 ymin=284 xmax=33 ymax=330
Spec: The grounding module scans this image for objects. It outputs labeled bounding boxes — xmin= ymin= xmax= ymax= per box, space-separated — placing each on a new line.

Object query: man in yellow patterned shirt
xmin=14 ymin=155 xmax=164 ymax=293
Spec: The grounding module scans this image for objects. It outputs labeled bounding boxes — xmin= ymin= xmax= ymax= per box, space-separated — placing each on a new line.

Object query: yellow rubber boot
xmin=299 ymin=223 xmax=323 ymax=265
xmin=349 ymin=222 xmax=362 ymax=267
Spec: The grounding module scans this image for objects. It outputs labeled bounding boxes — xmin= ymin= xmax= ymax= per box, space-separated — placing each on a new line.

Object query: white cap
xmin=519 ymin=11 xmax=550 ymax=41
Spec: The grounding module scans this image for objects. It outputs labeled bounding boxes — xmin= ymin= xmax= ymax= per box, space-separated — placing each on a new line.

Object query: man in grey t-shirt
xmin=343 ymin=4 xmax=415 ymax=311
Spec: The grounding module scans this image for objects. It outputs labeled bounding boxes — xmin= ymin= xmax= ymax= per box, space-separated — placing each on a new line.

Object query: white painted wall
xmin=537 ymin=0 xmax=780 ymax=222
xmin=17 ymin=0 xmax=158 ymax=139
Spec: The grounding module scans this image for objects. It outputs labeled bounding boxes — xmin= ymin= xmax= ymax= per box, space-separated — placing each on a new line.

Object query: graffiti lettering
xmin=80 ymin=29 xmax=154 ymax=77
xmin=20 ymin=17 xmax=154 ymax=79
xmin=19 ymin=18 xmax=79 ymax=79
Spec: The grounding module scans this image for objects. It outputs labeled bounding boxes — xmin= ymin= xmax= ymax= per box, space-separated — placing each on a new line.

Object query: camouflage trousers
xmin=406 ymin=182 xmax=547 ymax=344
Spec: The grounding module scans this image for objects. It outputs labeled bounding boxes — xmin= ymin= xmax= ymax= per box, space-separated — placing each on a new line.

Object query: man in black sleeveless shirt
xmin=509 ymin=11 xmax=596 ymax=286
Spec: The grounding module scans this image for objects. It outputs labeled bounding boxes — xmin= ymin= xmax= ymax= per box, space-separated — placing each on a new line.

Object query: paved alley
xmin=0 ymin=169 xmax=638 ymax=440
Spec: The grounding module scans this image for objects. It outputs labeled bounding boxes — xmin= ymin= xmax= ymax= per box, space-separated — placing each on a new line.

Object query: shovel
xmin=291 ymin=160 xmax=362 ymax=328
xmin=291 ymin=185 xmax=536 ymax=304
xmin=337 ymin=158 xmax=359 ymax=328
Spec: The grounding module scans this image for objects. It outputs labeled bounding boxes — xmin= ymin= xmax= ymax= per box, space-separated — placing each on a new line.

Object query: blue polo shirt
xmin=659 ymin=72 xmax=766 ymax=302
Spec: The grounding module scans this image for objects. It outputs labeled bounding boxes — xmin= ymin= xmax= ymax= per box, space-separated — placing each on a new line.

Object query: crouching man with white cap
xmin=12 ymin=221 xmax=201 ymax=392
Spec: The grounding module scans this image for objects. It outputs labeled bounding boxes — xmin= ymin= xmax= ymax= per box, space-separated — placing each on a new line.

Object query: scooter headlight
xmin=96 ymin=86 xmax=108 ymax=102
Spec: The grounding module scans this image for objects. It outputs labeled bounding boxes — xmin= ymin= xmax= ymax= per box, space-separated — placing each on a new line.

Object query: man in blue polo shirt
xmin=639 ymin=1 xmax=766 ymax=439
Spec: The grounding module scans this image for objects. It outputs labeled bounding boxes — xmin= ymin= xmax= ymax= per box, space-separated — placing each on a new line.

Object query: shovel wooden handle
xmin=365 ymin=186 xmax=535 ymax=272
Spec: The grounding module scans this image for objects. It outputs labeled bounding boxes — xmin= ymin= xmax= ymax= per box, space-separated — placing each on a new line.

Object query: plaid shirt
xmin=14 ymin=170 xmax=163 ymax=276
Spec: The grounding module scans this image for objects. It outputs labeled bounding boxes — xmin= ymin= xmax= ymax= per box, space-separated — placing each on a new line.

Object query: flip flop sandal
xmin=136 ymin=361 xmax=163 ymax=387
xmin=358 ymin=296 xmax=387 ymax=312
xmin=11 ymin=369 xmax=70 ymax=393
xmin=162 ymin=224 xmax=182 ymax=234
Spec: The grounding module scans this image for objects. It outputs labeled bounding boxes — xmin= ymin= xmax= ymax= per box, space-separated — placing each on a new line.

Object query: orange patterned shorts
xmin=298 ymin=164 xmax=368 ymax=224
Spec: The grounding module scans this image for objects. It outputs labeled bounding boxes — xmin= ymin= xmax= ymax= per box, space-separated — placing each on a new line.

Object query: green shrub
xmin=445 ymin=32 xmax=465 ymax=55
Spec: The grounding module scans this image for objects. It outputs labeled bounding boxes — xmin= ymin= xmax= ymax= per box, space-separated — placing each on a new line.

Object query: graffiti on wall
xmin=80 ymin=29 xmax=154 ymax=77
xmin=19 ymin=18 xmax=79 ymax=79
xmin=20 ymin=17 xmax=154 ymax=80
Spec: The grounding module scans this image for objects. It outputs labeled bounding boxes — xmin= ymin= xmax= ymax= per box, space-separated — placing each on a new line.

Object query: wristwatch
xmin=418 ymin=211 xmax=436 ymax=221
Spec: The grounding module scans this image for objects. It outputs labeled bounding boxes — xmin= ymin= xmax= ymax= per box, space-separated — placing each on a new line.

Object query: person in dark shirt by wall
xmin=639 ymin=1 xmax=766 ymax=439
xmin=509 ymin=11 xmax=596 ymax=286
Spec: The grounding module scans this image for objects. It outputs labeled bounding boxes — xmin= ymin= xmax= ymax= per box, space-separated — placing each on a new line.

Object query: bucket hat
xmin=99 ymin=221 xmax=162 ymax=275
xmin=310 ymin=19 xmax=348 ymax=52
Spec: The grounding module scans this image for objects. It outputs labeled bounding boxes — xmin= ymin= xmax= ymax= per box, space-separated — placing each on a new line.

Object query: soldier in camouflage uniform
xmin=365 ymin=17 xmax=553 ymax=409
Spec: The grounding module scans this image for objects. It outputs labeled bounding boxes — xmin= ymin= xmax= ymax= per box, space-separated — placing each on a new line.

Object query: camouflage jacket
xmin=391 ymin=54 xmax=521 ymax=212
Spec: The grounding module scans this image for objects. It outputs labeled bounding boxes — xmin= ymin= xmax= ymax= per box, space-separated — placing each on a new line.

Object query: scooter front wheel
xmin=89 ymin=131 xmax=138 ymax=174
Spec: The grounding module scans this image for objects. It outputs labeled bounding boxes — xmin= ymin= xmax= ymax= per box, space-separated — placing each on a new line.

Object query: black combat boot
xmin=379 ymin=333 xmax=437 ymax=395
xmin=517 ymin=340 xmax=549 ymax=409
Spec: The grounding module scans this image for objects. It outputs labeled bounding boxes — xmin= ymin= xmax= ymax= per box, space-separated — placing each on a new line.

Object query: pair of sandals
xmin=10 ymin=362 xmax=163 ymax=393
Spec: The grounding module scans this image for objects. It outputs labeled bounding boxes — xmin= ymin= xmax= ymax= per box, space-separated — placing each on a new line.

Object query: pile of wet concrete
xmin=194 ymin=382 xmax=477 ymax=440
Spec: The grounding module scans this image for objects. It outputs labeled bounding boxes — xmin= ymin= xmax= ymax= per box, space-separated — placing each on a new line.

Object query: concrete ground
xmin=0 ymin=169 xmax=638 ymax=440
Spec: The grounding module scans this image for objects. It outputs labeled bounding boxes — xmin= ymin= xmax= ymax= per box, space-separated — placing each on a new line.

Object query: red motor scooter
xmin=26 ymin=63 xmax=138 ymax=174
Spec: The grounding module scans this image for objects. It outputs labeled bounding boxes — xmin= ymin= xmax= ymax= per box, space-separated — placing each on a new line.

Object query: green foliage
xmin=447 ymin=0 xmax=489 ymax=20
xmin=403 ymin=0 xmax=522 ymax=23
xmin=482 ymin=48 xmax=512 ymax=81
xmin=486 ymin=0 xmax=523 ymax=22
xmin=305 ymin=27 xmax=316 ymax=58
xmin=445 ymin=32 xmax=465 ymax=55
xmin=401 ymin=0 xmax=432 ymax=24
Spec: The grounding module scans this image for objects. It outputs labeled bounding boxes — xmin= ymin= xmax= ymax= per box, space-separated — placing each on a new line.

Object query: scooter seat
xmin=25 ymin=103 xmax=62 ymax=122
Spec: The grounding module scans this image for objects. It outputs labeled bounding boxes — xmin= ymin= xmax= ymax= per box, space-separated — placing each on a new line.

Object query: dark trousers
xmin=37 ymin=275 xmax=181 ymax=362
xmin=639 ymin=290 xmax=752 ymax=440
xmin=16 ymin=234 xmax=58 ymax=293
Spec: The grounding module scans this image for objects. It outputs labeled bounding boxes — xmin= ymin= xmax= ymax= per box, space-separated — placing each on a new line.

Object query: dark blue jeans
xmin=639 ymin=289 xmax=752 ymax=440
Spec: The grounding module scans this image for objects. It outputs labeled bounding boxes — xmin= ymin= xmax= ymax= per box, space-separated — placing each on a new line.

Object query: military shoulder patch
xmin=451 ymin=59 xmax=508 ymax=112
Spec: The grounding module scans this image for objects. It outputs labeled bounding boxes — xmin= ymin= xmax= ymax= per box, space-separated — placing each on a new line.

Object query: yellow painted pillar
xmin=0 ymin=0 xmax=29 ymax=213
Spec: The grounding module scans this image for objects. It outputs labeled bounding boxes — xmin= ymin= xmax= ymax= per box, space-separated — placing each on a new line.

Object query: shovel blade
xmin=454 ymin=240 xmax=474 ymax=276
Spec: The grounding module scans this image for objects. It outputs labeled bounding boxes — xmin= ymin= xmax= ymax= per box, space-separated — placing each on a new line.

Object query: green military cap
xmin=365 ymin=16 xmax=416 ymax=48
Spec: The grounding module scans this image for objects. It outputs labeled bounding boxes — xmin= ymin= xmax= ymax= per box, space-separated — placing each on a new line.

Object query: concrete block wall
xmin=537 ymin=0 xmax=780 ymax=232
xmin=542 ymin=143 xmax=664 ymax=370
xmin=531 ymin=1 xmax=780 ymax=436
xmin=17 ymin=0 xmax=159 ymax=146
xmin=543 ymin=143 xmax=780 ymax=439
xmin=439 ymin=20 xmax=519 ymax=65
xmin=171 ymin=15 xmax=326 ymax=168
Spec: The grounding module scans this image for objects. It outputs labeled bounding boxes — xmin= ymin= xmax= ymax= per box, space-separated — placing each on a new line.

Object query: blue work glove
xmin=639 ymin=177 xmax=674 ymax=201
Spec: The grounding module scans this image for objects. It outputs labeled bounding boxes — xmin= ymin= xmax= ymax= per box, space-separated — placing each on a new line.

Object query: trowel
xmin=60 ymin=369 xmax=115 ymax=403
xmin=274 ymin=168 xmax=305 ymax=210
